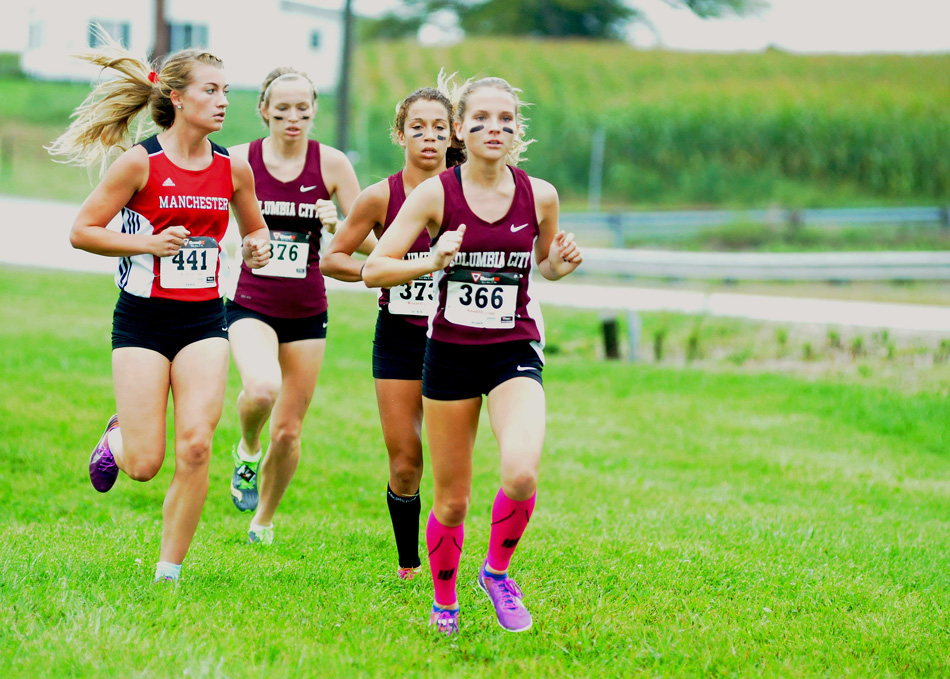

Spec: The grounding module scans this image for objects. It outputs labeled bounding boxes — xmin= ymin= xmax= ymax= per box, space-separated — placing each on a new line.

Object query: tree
xmin=359 ymin=0 xmax=765 ymax=41
xmin=456 ymin=0 xmax=636 ymax=40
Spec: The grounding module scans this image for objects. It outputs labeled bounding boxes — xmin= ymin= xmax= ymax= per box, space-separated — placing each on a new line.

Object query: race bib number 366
xmin=444 ymin=269 xmax=519 ymax=329
xmin=160 ymin=236 xmax=218 ymax=289
xmin=252 ymin=231 xmax=309 ymax=279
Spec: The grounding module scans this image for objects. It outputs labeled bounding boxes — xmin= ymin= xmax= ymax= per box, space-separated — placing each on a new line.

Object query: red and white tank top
xmin=378 ymin=171 xmax=433 ymax=327
xmin=231 ymin=139 xmax=330 ymax=318
xmin=429 ymin=165 xmax=544 ymax=346
xmin=117 ymin=135 xmax=232 ymax=301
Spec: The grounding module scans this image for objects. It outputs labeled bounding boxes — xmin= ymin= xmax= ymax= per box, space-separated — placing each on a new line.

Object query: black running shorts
xmin=112 ymin=290 xmax=228 ymax=361
xmin=372 ymin=307 xmax=428 ymax=380
xmin=422 ymin=338 xmax=543 ymax=401
xmin=225 ymin=299 xmax=328 ymax=343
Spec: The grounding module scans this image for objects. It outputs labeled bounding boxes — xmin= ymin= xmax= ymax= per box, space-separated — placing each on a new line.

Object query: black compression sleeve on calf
xmin=387 ymin=485 xmax=422 ymax=569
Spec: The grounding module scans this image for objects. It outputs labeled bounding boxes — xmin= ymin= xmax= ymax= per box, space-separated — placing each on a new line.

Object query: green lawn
xmin=2 ymin=267 xmax=949 ymax=678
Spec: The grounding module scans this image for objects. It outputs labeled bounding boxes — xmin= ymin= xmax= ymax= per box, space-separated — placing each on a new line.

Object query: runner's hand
xmin=151 ymin=226 xmax=190 ymax=257
xmin=316 ymin=199 xmax=338 ymax=234
xmin=244 ymin=237 xmax=271 ymax=269
xmin=549 ymin=231 xmax=582 ymax=274
xmin=431 ymin=224 xmax=465 ymax=271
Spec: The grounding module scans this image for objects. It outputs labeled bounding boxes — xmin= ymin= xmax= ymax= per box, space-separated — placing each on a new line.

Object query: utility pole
xmin=153 ymin=0 xmax=169 ymax=62
xmin=336 ymin=0 xmax=354 ymax=153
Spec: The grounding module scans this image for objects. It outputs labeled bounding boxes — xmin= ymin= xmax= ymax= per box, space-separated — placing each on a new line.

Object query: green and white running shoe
xmin=230 ymin=443 xmax=260 ymax=513
xmin=248 ymin=523 xmax=274 ymax=546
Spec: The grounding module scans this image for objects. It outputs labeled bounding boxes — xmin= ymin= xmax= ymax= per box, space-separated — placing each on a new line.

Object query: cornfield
xmin=354 ymin=39 xmax=950 ymax=207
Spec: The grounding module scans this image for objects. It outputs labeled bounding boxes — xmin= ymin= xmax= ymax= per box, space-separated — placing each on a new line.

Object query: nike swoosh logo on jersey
xmin=300 ymin=185 xmax=317 ymax=193
xmin=323 ymin=322 xmax=328 ymax=328
xmin=516 ymin=365 xmax=538 ymax=372
xmin=511 ymin=223 xmax=529 ymax=232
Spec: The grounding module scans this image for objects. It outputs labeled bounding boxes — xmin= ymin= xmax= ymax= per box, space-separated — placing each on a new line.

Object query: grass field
xmin=2 ymin=266 xmax=950 ymax=678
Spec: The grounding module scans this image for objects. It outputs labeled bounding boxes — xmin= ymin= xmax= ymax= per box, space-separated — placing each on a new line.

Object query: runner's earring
xmin=177 ymin=105 xmax=182 ymax=109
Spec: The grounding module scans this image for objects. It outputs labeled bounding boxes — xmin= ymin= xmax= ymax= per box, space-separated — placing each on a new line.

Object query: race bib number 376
xmin=252 ymin=231 xmax=309 ymax=279
xmin=444 ymin=269 xmax=519 ymax=329
xmin=159 ymin=236 xmax=218 ymax=289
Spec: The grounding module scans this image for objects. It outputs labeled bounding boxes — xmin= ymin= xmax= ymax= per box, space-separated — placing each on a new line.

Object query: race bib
xmin=252 ymin=231 xmax=309 ymax=279
xmin=389 ymin=274 xmax=436 ymax=317
xmin=444 ymin=269 xmax=519 ymax=329
xmin=159 ymin=236 xmax=218 ymax=289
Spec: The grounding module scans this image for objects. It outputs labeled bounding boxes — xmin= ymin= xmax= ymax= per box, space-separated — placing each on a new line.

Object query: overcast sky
xmin=2 ymin=1 xmax=947 ymax=54
xmin=625 ymin=0 xmax=950 ymax=53
xmin=353 ymin=0 xmax=950 ymax=53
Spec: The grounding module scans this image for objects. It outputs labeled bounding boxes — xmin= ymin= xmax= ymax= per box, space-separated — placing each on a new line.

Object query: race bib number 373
xmin=444 ymin=269 xmax=519 ymax=329
xmin=159 ymin=236 xmax=218 ymax=289
xmin=389 ymin=274 xmax=435 ymax=317
xmin=252 ymin=231 xmax=309 ymax=279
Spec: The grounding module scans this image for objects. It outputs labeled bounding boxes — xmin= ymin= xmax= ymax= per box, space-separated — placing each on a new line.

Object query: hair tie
xmin=148 ymin=71 xmax=158 ymax=84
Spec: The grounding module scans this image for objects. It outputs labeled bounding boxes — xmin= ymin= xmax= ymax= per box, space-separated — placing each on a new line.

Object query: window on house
xmin=168 ymin=23 xmax=209 ymax=52
xmin=28 ymin=22 xmax=43 ymax=49
xmin=88 ymin=20 xmax=131 ymax=48
xmin=310 ymin=30 xmax=321 ymax=50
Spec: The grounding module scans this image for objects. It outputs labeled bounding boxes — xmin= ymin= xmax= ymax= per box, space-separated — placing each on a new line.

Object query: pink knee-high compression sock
xmin=487 ymin=488 xmax=536 ymax=573
xmin=426 ymin=511 xmax=464 ymax=607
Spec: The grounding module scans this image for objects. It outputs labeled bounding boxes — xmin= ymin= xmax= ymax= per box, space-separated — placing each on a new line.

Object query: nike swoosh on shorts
xmin=516 ymin=365 xmax=537 ymax=372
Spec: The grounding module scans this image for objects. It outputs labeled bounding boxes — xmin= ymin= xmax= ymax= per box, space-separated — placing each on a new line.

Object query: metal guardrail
xmin=562 ymin=206 xmax=950 ymax=247
xmin=580 ymin=248 xmax=950 ymax=281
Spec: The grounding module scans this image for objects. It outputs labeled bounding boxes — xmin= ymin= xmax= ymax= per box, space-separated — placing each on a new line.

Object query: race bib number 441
xmin=159 ymin=236 xmax=218 ymax=289
xmin=444 ymin=269 xmax=519 ymax=329
xmin=252 ymin=231 xmax=309 ymax=279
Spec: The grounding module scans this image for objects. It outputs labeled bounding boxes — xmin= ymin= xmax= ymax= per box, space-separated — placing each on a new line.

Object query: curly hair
xmin=391 ymin=70 xmax=464 ymax=167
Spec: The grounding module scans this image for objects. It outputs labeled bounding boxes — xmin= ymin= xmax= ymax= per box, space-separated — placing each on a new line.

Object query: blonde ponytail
xmin=47 ymin=25 xmax=224 ymax=174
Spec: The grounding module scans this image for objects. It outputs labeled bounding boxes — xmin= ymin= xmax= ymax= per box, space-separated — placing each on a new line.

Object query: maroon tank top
xmin=429 ymin=165 xmax=543 ymax=345
xmin=231 ymin=138 xmax=330 ymax=318
xmin=378 ymin=171 xmax=433 ymax=327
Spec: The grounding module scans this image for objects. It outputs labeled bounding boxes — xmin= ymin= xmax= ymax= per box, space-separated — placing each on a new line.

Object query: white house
xmin=19 ymin=0 xmax=345 ymax=91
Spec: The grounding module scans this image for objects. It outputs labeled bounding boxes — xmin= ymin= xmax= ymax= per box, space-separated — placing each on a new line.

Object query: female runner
xmin=225 ymin=67 xmax=361 ymax=545
xmin=323 ymin=83 xmax=461 ymax=578
xmin=48 ymin=35 xmax=271 ymax=583
xmin=362 ymin=77 xmax=582 ymax=634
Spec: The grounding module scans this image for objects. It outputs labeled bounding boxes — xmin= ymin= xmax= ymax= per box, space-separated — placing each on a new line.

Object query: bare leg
xmin=375 ymin=378 xmax=425 ymax=496
xmin=110 ymin=347 xmax=171 ymax=481
xmin=160 ymin=337 xmax=229 ymax=564
xmin=423 ymin=396 xmax=481 ymax=527
xmin=486 ymin=377 xmax=546 ymax=501
xmin=229 ymin=318 xmax=281 ymax=455
xmin=252 ymin=338 xmax=325 ymax=527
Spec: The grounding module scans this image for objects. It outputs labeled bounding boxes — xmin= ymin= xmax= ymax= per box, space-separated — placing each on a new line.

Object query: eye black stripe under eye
xmin=412 ymin=133 xmax=423 ymax=138
xmin=502 ymin=127 xmax=514 ymax=134
xmin=469 ymin=125 xmax=484 ymax=133
xmin=437 ymin=135 xmax=446 ymax=141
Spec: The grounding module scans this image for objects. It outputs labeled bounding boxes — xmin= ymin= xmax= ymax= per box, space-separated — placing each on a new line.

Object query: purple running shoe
xmin=428 ymin=605 xmax=460 ymax=636
xmin=477 ymin=563 xmax=533 ymax=632
xmin=89 ymin=414 xmax=119 ymax=492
